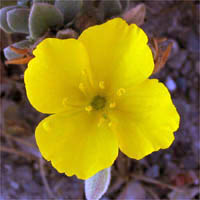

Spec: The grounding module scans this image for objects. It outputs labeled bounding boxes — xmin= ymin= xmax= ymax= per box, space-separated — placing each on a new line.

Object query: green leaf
xmin=0 ymin=6 xmax=18 ymax=33
xmin=33 ymin=0 xmax=55 ymax=4
xmin=100 ymin=0 xmax=122 ymax=19
xmin=55 ymin=0 xmax=82 ymax=23
xmin=120 ymin=0 xmax=129 ymax=11
xmin=0 ymin=1 xmax=18 ymax=8
xmin=85 ymin=168 xmax=111 ymax=200
xmin=4 ymin=40 xmax=32 ymax=60
xmin=7 ymin=8 xmax=30 ymax=33
xmin=29 ymin=3 xmax=64 ymax=39
xmin=17 ymin=0 xmax=31 ymax=6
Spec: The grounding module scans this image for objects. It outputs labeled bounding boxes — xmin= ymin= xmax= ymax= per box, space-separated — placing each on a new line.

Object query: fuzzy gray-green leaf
xmin=55 ymin=0 xmax=82 ymax=23
xmin=85 ymin=168 xmax=111 ymax=200
xmin=29 ymin=3 xmax=64 ymax=39
xmin=33 ymin=0 xmax=54 ymax=4
xmin=0 ymin=6 xmax=19 ymax=33
xmin=0 ymin=1 xmax=17 ymax=8
xmin=4 ymin=40 xmax=32 ymax=60
xmin=120 ymin=0 xmax=129 ymax=11
xmin=17 ymin=0 xmax=30 ymax=6
xmin=7 ymin=8 xmax=30 ymax=33
xmin=100 ymin=0 xmax=122 ymax=19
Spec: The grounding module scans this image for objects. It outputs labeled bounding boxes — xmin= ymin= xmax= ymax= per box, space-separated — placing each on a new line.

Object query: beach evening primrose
xmin=24 ymin=18 xmax=180 ymax=180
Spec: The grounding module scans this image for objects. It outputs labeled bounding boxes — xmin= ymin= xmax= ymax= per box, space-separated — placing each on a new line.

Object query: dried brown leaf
xmin=10 ymin=46 xmax=29 ymax=55
xmin=56 ymin=28 xmax=78 ymax=39
xmin=122 ymin=3 xmax=146 ymax=26
xmin=5 ymin=55 xmax=33 ymax=65
xmin=159 ymin=42 xmax=172 ymax=68
xmin=150 ymin=37 xmax=172 ymax=74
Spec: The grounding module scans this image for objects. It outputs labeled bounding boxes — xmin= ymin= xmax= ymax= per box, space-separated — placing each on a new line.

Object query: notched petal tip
xmin=111 ymin=78 xmax=179 ymax=160
xmin=24 ymin=37 xmax=90 ymax=114
xmin=78 ymin=17 xmax=154 ymax=90
xmin=33 ymin=37 xmax=79 ymax=56
xmin=35 ymin=112 xmax=119 ymax=180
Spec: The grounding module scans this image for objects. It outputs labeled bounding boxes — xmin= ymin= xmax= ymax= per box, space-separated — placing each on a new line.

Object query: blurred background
xmin=0 ymin=0 xmax=199 ymax=199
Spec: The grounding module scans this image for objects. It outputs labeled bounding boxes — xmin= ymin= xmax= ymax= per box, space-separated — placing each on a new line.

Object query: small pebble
xmin=181 ymin=60 xmax=192 ymax=75
xmin=10 ymin=181 xmax=19 ymax=190
xmin=23 ymin=181 xmax=41 ymax=194
xmin=189 ymin=88 xmax=197 ymax=102
xmin=195 ymin=61 xmax=200 ymax=75
xmin=4 ymin=164 xmax=12 ymax=173
xmin=177 ymin=77 xmax=187 ymax=92
xmin=166 ymin=77 xmax=177 ymax=92
xmin=164 ymin=153 xmax=171 ymax=161
xmin=187 ymin=31 xmax=200 ymax=53
xmin=168 ymin=50 xmax=187 ymax=69
xmin=183 ymin=156 xmax=198 ymax=169
xmin=193 ymin=76 xmax=199 ymax=85
xmin=146 ymin=165 xmax=160 ymax=178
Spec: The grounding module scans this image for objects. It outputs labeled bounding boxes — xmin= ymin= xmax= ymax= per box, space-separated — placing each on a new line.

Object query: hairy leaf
xmin=100 ymin=0 xmax=122 ymax=18
xmin=33 ymin=0 xmax=54 ymax=4
xmin=29 ymin=3 xmax=64 ymax=39
xmin=0 ymin=6 xmax=18 ymax=33
xmin=4 ymin=40 xmax=32 ymax=60
xmin=7 ymin=8 xmax=30 ymax=33
xmin=55 ymin=0 xmax=82 ymax=23
xmin=85 ymin=168 xmax=111 ymax=200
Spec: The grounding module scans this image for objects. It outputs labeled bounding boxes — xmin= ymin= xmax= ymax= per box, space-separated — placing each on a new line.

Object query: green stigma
xmin=91 ymin=95 xmax=106 ymax=110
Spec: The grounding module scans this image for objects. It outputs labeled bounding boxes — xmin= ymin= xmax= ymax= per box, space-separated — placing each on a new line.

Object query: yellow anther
xmin=79 ymin=82 xmax=87 ymax=96
xmin=108 ymin=122 xmax=112 ymax=127
xmin=98 ymin=117 xmax=105 ymax=127
xmin=79 ymin=82 xmax=84 ymax=90
xmin=85 ymin=105 xmax=93 ymax=112
xmin=117 ymin=88 xmax=126 ymax=96
xmin=81 ymin=69 xmax=86 ymax=76
xmin=43 ymin=122 xmax=50 ymax=131
xmin=62 ymin=98 xmax=68 ymax=107
xmin=99 ymin=81 xmax=105 ymax=89
xmin=109 ymin=102 xmax=116 ymax=108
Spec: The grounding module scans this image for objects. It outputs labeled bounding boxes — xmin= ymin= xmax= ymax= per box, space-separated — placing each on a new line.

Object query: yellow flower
xmin=24 ymin=18 xmax=180 ymax=180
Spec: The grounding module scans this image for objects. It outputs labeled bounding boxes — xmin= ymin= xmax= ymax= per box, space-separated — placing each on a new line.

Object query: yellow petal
xmin=35 ymin=111 xmax=118 ymax=180
xmin=24 ymin=38 xmax=91 ymax=114
xmin=78 ymin=18 xmax=154 ymax=91
xmin=110 ymin=79 xmax=180 ymax=159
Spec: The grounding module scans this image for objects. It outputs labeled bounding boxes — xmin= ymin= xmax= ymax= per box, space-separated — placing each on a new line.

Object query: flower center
xmin=91 ymin=95 xmax=106 ymax=110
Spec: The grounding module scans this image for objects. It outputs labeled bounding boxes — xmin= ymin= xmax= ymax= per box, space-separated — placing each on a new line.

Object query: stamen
xmin=62 ymin=98 xmax=68 ymax=107
xmin=81 ymin=68 xmax=94 ymax=89
xmin=43 ymin=122 xmax=50 ymax=131
xmin=109 ymin=102 xmax=116 ymax=108
xmin=117 ymin=88 xmax=126 ymax=96
xmin=99 ymin=81 xmax=105 ymax=89
xmin=81 ymin=69 xmax=86 ymax=76
xmin=85 ymin=105 xmax=93 ymax=112
xmin=79 ymin=82 xmax=88 ymax=96
xmin=79 ymin=82 xmax=84 ymax=90
xmin=108 ymin=122 xmax=112 ymax=127
xmin=98 ymin=117 xmax=105 ymax=127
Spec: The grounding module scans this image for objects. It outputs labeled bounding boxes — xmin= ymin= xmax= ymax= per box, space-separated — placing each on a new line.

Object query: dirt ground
xmin=0 ymin=1 xmax=199 ymax=199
